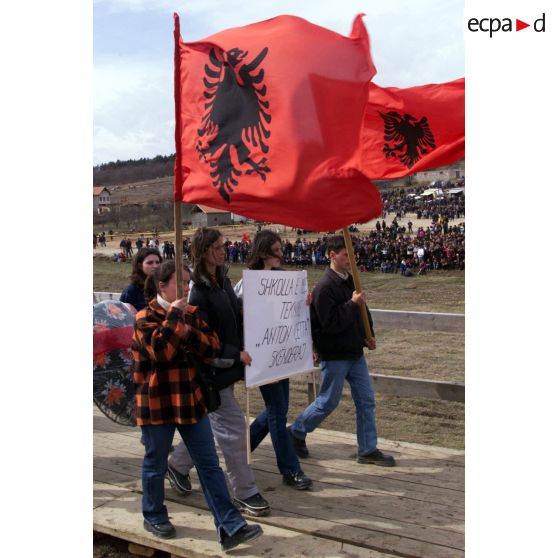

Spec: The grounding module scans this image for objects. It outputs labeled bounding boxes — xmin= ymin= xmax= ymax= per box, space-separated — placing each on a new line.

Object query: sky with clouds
xmin=93 ymin=0 xmax=464 ymax=165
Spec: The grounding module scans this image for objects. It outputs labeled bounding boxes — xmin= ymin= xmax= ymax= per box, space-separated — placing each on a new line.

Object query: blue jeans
xmin=291 ymin=355 xmax=378 ymax=456
xmin=250 ymin=379 xmax=301 ymax=476
xmin=141 ymin=416 xmax=246 ymax=536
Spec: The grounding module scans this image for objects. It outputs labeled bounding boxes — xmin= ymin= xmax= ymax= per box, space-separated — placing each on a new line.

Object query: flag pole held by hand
xmin=174 ymin=202 xmax=184 ymax=299
xmin=173 ymin=13 xmax=184 ymax=300
xmin=342 ymin=227 xmax=373 ymax=344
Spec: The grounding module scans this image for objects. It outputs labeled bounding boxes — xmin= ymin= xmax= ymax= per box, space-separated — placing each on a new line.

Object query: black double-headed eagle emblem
xmin=379 ymin=111 xmax=436 ymax=169
xmin=196 ymin=47 xmax=271 ymax=203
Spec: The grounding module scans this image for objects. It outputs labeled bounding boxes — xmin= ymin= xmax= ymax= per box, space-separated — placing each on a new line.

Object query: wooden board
xmin=95 ymin=490 xmax=393 ymax=557
xmin=305 ymin=374 xmax=465 ymax=404
xmin=94 ymin=440 xmax=464 ymax=534
xmin=370 ymin=309 xmax=464 ymax=333
xmin=370 ymin=374 xmax=465 ymax=402
xmin=94 ymin=407 xmax=464 ymax=557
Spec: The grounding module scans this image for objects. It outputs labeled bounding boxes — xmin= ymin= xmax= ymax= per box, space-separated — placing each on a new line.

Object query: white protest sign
xmin=242 ymin=270 xmax=314 ymax=388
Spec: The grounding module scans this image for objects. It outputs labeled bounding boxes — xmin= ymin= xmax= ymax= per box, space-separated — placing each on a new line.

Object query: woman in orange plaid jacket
xmin=131 ymin=260 xmax=262 ymax=551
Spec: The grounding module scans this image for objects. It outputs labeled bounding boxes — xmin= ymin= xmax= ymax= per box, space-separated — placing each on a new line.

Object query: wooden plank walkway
xmin=94 ymin=407 xmax=464 ymax=557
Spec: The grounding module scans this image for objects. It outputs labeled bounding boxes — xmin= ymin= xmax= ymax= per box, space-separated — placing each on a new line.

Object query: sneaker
xmin=287 ymin=426 xmax=309 ymax=458
xmin=282 ymin=471 xmax=313 ymax=490
xmin=220 ymin=524 xmax=263 ymax=551
xmin=143 ymin=520 xmax=176 ymax=539
xmin=234 ymin=493 xmax=271 ymax=517
xmin=166 ymin=463 xmax=192 ymax=496
xmin=356 ymin=449 xmax=396 ymax=467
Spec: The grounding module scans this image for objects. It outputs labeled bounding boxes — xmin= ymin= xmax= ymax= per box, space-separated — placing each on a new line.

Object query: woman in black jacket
xmin=166 ymin=227 xmax=270 ymax=518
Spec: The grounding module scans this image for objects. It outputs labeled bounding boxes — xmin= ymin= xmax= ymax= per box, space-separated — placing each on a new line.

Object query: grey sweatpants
xmin=168 ymin=385 xmax=258 ymax=500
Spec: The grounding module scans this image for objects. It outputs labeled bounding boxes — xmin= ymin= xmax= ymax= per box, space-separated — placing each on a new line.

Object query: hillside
xmin=107 ymin=176 xmax=174 ymax=206
xmin=94 ymin=155 xmax=464 ymax=208
xmin=93 ymin=155 xmax=175 ymax=186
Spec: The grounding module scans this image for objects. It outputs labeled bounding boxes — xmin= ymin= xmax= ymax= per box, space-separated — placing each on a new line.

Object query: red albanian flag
xmin=173 ymin=13 xmax=383 ymax=231
xmin=361 ymin=78 xmax=464 ymax=179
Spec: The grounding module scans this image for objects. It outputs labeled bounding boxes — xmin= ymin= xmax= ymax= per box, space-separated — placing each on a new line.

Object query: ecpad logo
xmin=468 ymin=13 xmax=546 ymax=37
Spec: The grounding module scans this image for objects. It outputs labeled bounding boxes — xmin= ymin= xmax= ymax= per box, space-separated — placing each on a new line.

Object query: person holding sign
xmin=288 ymin=235 xmax=396 ymax=467
xmin=132 ymin=260 xmax=262 ymax=550
xmin=237 ymin=230 xmax=313 ymax=490
xmin=167 ymin=228 xmax=271 ymax=517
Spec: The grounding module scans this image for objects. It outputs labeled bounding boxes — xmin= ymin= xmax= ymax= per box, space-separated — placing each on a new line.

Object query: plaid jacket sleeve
xmin=183 ymin=304 xmax=221 ymax=361
xmin=133 ymin=305 xmax=220 ymax=364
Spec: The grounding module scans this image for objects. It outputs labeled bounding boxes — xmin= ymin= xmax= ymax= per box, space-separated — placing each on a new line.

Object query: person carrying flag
xmin=132 ymin=260 xmax=263 ymax=550
xmin=288 ymin=235 xmax=396 ymax=467
xmin=166 ymin=228 xmax=271 ymax=517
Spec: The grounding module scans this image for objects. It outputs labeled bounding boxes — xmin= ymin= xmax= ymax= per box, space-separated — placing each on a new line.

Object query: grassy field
xmin=94 ymin=255 xmax=464 ymax=449
xmin=94 ymin=256 xmax=464 ymax=313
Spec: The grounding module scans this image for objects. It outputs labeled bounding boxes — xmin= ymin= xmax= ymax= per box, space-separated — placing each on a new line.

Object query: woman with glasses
xmin=166 ymin=227 xmax=271 ymax=518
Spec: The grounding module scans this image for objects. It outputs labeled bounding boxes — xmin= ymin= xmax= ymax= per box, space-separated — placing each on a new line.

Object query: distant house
xmin=93 ymin=186 xmax=112 ymax=214
xmin=413 ymin=160 xmax=465 ymax=184
xmin=190 ymin=205 xmax=233 ymax=228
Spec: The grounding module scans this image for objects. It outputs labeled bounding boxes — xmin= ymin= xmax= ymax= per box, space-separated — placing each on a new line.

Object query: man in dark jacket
xmin=288 ymin=235 xmax=395 ymax=467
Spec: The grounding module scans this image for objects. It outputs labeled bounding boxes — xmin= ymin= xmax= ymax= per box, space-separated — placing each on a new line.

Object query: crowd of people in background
xmin=283 ymin=218 xmax=465 ymax=273
xmin=95 ymin=231 xmax=180 ymax=263
xmin=379 ymin=182 xmax=465 ymax=221
xmin=215 ymin=215 xmax=465 ymax=274
xmin=216 ymin=185 xmax=466 ymax=273
xmin=95 ymin=184 xmax=465 ymax=274
xmin=97 ymin=220 xmax=465 ymax=274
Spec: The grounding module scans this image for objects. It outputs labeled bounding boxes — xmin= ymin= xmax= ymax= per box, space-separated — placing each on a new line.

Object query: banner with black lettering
xmin=242 ymin=270 xmax=314 ymax=387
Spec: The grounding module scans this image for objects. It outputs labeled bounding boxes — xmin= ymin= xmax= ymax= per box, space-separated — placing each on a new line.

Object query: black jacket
xmin=311 ymin=268 xmax=375 ymax=361
xmin=189 ymin=275 xmax=243 ymax=364
xmin=120 ymin=282 xmax=147 ymax=311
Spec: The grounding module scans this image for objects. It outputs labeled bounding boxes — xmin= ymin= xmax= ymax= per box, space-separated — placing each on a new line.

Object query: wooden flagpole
xmin=173 ymin=14 xmax=184 ymax=300
xmin=342 ymin=227 xmax=373 ymax=343
xmin=174 ymin=202 xmax=184 ymax=298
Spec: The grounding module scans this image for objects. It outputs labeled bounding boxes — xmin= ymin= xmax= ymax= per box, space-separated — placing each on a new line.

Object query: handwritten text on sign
xmin=242 ymin=270 xmax=314 ymax=388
